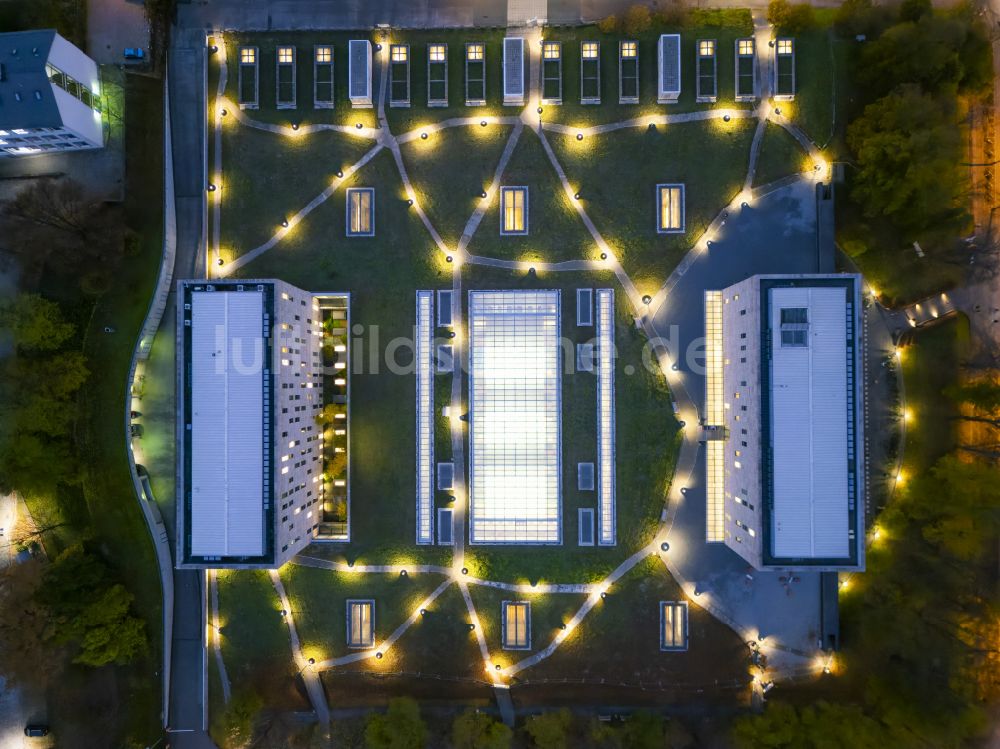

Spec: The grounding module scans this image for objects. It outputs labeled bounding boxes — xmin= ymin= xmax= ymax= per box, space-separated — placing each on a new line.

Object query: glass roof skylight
xmin=415 ymin=291 xmax=434 ymax=545
xmin=468 ymin=290 xmax=561 ymax=544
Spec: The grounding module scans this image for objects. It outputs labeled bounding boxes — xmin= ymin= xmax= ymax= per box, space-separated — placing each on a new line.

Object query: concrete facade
xmin=176 ymin=279 xmax=324 ymax=569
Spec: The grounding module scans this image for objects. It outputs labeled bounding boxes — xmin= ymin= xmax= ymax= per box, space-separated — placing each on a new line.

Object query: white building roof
xmin=189 ymin=290 xmax=266 ymax=557
xmin=768 ymin=286 xmax=850 ymax=558
xmin=658 ymin=34 xmax=681 ymax=94
xmin=468 ymin=290 xmax=561 ymax=543
xmin=503 ymin=37 xmax=524 ymax=97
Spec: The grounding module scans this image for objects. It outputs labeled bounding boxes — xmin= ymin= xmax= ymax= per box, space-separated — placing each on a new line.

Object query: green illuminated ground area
xmin=203 ymin=16 xmax=826 ymax=730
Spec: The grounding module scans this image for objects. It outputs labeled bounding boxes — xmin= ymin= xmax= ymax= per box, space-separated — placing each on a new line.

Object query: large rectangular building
xmin=703 ymin=275 xmax=865 ymax=571
xmin=176 ymin=280 xmax=324 ymax=568
xmin=0 ymin=30 xmax=103 ymax=157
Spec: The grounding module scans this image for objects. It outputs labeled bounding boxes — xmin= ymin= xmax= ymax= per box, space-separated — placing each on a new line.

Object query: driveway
xmin=87 ymin=0 xmax=149 ymax=65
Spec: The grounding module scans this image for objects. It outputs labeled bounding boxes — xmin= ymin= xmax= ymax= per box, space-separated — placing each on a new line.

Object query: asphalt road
xmin=164 ymin=28 xmax=215 ymax=749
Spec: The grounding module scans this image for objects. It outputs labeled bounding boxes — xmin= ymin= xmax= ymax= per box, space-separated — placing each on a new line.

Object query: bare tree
xmin=0 ymin=178 xmax=125 ymax=276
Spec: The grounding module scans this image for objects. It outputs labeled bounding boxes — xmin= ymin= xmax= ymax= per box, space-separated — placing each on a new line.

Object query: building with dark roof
xmin=0 ymin=30 xmax=103 ymax=157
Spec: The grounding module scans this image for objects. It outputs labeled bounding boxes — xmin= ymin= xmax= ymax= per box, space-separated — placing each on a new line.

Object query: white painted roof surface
xmin=769 ymin=286 xmax=850 ymax=558
xmin=189 ymin=291 xmax=266 ymax=557
xmin=658 ymin=34 xmax=681 ymax=94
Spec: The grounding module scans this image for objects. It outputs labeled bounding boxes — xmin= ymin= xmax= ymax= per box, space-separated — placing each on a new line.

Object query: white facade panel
xmin=52 ymin=85 xmax=102 ymax=146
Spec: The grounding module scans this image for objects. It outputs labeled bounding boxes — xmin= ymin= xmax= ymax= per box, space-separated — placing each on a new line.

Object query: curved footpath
xmin=124 ymin=75 xmax=178 ymax=728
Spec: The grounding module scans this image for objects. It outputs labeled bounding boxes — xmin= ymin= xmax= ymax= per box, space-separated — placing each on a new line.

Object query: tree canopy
xmin=846 ymin=85 xmax=965 ymax=231
xmin=732 ymin=701 xmax=894 ymax=749
xmin=525 ymin=709 xmax=573 ymax=749
xmin=857 ymin=12 xmax=992 ymax=98
xmin=452 ymin=710 xmax=512 ymax=749
xmin=37 ymin=544 xmax=147 ymax=667
xmin=0 ymin=294 xmax=87 ymax=496
xmin=365 ymin=698 xmax=428 ymax=749
xmin=0 ymin=293 xmax=76 ymax=352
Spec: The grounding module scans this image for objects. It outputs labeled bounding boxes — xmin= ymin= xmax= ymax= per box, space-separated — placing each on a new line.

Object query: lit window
xmin=582 ymin=41 xmax=599 ymax=59
xmin=777 ymin=39 xmax=793 ymax=55
xmin=467 ymin=43 xmax=484 ymax=61
xmin=391 ymin=44 xmax=408 ymax=62
xmin=621 ymin=41 xmax=637 ymax=58
xmin=278 ymin=47 xmax=293 ymax=64
xmin=699 ymin=40 xmax=715 ymax=57
xmin=502 ymin=601 xmax=531 ymax=650
xmin=346 ymin=187 xmax=374 ymax=236
xmin=240 ymin=47 xmax=256 ymax=64
xmin=500 ymin=186 xmax=528 ymax=235
xmin=657 ymin=184 xmax=685 ymax=233
xmin=660 ymin=601 xmax=688 ymax=651
xmin=738 ymin=39 xmax=754 ymax=56
xmin=429 ymin=44 xmax=446 ymax=62
xmin=315 ymin=46 xmax=332 ymax=63
xmin=346 ymin=600 xmax=375 ymax=648
xmin=543 ymin=42 xmax=560 ymax=60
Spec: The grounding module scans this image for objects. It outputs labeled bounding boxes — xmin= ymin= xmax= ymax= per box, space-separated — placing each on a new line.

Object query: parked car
xmin=123 ymin=47 xmax=145 ymax=61
xmin=24 ymin=725 xmax=50 ymax=737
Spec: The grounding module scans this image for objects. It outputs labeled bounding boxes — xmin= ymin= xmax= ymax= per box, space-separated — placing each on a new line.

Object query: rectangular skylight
xmin=415 ymin=291 xmax=434 ymax=544
xmin=596 ymin=289 xmax=616 ymax=545
xmin=468 ymin=290 xmax=561 ymax=544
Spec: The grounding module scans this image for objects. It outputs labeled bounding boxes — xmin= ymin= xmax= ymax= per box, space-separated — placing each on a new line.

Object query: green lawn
xmin=281 ymin=563 xmax=450 ymax=661
xmin=468 ymin=585 xmax=590 ymax=664
xmin=753 ymin=121 xmax=806 ymax=187
xmin=66 ymin=73 xmax=164 ymax=744
xmin=540 ymin=10 xmax=754 ymax=126
xmin=548 ymin=119 xmax=755 ymax=293
xmin=461 ymin=266 xmax=680 ymax=584
xmin=236 ymin=148 xmax=452 ymax=566
xmin=381 ymin=29 xmax=509 ymax=134
xmin=320 ymin=584 xmax=494 ymax=706
xmin=399 ymin=123 xmax=514 ymax=248
xmin=217 ymin=569 xmax=307 ymax=710
xmin=899 ymin=314 xmax=971 ymax=473
xmin=219 ymin=32 xmax=380 ymax=129
xmin=789 ymin=27 xmax=838 ymax=147
xmin=508 ymin=557 xmax=748 ymax=705
xmin=463 ymin=127 xmax=597 ymax=264
xmin=220 ymin=124 xmax=374 ymax=259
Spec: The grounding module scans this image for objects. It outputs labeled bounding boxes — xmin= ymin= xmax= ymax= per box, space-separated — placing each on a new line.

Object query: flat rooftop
xmin=765 ymin=283 xmax=855 ymax=561
xmin=468 ymin=290 xmax=561 ymax=544
xmin=187 ymin=287 xmax=268 ymax=558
